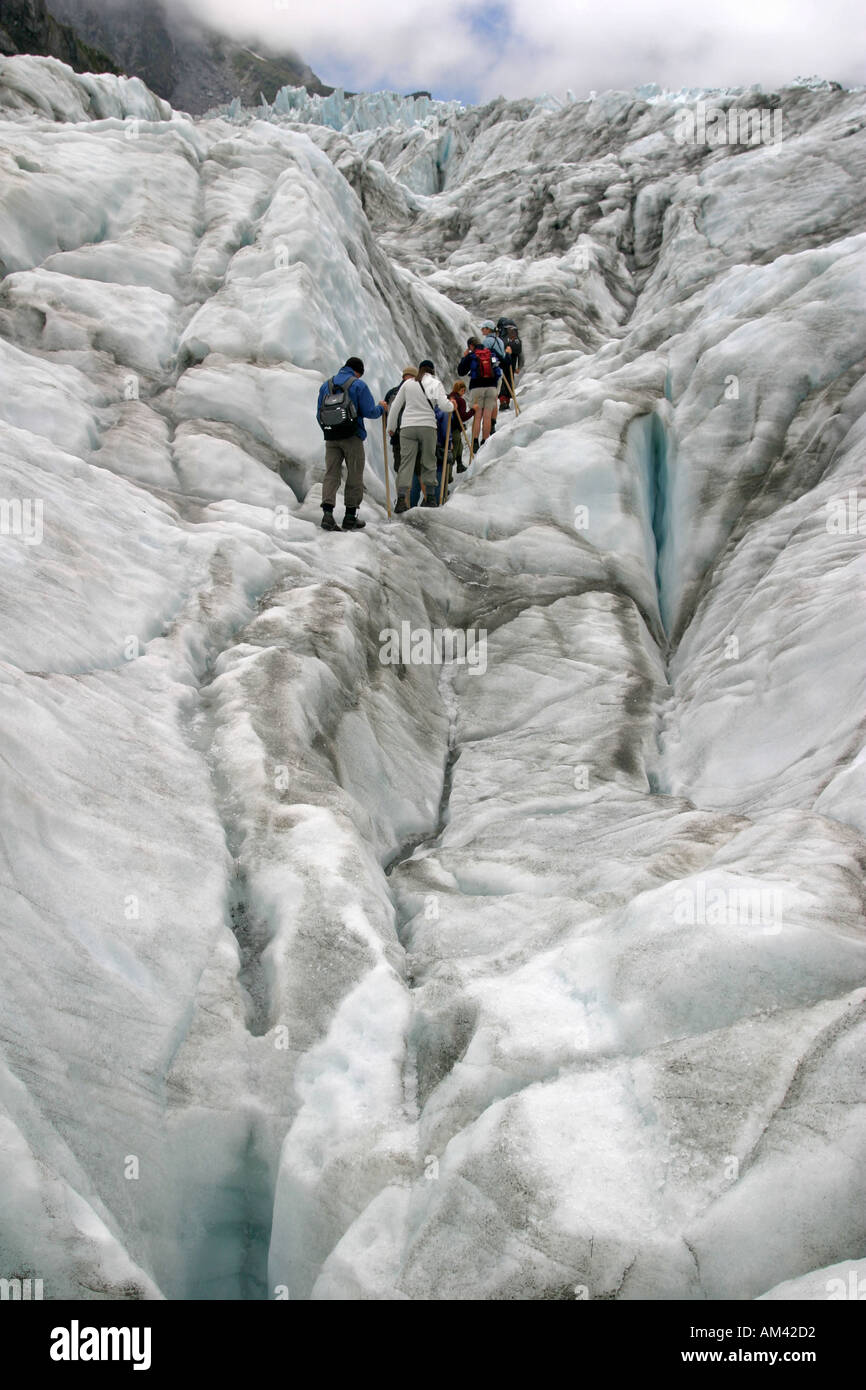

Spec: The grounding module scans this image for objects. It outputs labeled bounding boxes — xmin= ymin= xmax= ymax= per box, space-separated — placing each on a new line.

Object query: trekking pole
xmin=438 ymin=414 xmax=452 ymax=506
xmin=502 ymin=367 xmax=521 ymax=415
xmin=381 ymin=415 xmax=392 ymax=520
xmin=454 ymin=407 xmax=471 ymax=449
xmin=449 ymin=400 xmax=472 ymax=475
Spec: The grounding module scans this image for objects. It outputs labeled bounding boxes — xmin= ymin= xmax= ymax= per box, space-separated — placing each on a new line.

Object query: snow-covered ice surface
xmin=758 ymin=1257 xmax=866 ymax=1300
xmin=0 ymin=58 xmax=864 ymax=1300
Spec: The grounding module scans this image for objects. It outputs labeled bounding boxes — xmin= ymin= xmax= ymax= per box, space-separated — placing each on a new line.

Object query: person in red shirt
xmin=448 ymin=380 xmax=474 ymax=473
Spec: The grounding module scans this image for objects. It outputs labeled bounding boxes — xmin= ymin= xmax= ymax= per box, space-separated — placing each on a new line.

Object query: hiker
xmin=497 ymin=321 xmax=522 ymax=410
xmin=385 ymin=367 xmax=422 ymax=507
xmin=435 ymin=407 xmax=451 ymax=499
xmin=418 ymin=359 xmax=455 ymax=501
xmin=496 ymin=316 xmax=521 ymax=360
xmin=316 ymin=357 xmax=388 ymax=531
xmin=386 ymin=362 xmax=451 ymax=511
xmin=418 ymin=359 xmax=454 ymax=415
xmin=448 ymin=380 xmax=473 ymax=473
xmin=457 ymin=336 xmax=502 ymax=452
xmin=479 ymin=319 xmax=509 ymax=433
xmin=505 ymin=323 xmax=523 ymax=375
xmin=480 ymin=319 xmax=507 ymax=362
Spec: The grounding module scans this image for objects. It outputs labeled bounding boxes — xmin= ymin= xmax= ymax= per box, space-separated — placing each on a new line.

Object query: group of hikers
xmin=316 ymin=318 xmax=523 ymax=530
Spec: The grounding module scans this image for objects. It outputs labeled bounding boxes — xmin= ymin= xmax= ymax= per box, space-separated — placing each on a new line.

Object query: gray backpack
xmin=318 ymin=378 xmax=358 ymax=440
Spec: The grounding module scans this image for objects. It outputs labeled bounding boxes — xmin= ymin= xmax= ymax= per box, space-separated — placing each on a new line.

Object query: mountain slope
xmin=0 ymin=59 xmax=864 ymax=1301
xmin=0 ymin=0 xmax=118 ymax=74
xmin=47 ymin=0 xmax=331 ymax=112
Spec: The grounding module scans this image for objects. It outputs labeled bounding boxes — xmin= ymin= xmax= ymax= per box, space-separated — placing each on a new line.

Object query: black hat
xmin=345 ymin=357 xmax=365 ymax=375
xmin=419 ymin=359 xmax=435 ymax=372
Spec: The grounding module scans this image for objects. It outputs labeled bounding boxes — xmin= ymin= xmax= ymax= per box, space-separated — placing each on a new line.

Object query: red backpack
xmin=473 ymin=347 xmax=497 ymax=384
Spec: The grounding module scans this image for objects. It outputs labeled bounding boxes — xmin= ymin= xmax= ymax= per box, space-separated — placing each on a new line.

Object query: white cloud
xmin=179 ymin=0 xmax=866 ymax=100
xmin=483 ymin=0 xmax=866 ymax=101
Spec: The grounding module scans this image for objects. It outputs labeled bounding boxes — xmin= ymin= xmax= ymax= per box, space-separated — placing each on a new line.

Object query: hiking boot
xmin=456 ymin=462 xmax=468 ymax=473
xmin=421 ymin=496 xmax=439 ymax=508
xmin=472 ymin=439 xmax=480 ymax=455
xmin=342 ymin=509 xmax=366 ymax=530
xmin=321 ymin=509 xmax=339 ymax=531
xmin=490 ymin=420 xmax=496 ymax=434
xmin=395 ymin=495 xmax=409 ymax=514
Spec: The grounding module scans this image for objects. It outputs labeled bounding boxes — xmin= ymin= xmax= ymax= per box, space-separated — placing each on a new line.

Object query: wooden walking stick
xmin=449 ymin=395 xmax=473 ymax=476
xmin=438 ymin=413 xmax=452 ymax=507
xmin=454 ymin=405 xmax=471 ymax=448
xmin=381 ymin=414 xmax=392 ymax=520
xmin=501 ymin=366 xmax=520 ymax=415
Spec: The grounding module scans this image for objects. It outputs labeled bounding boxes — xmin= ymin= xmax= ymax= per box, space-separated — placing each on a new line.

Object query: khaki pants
xmin=323 ymin=435 xmax=365 ymax=508
xmin=397 ymin=425 xmax=437 ymax=496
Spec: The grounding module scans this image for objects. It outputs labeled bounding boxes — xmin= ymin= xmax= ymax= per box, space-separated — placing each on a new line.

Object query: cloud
xmin=180 ymin=0 xmax=866 ymax=101
xmin=481 ymin=0 xmax=866 ymax=101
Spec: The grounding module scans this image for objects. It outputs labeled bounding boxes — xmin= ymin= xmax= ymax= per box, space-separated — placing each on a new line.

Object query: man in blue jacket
xmin=457 ymin=336 xmax=502 ymax=453
xmin=316 ymin=357 xmax=388 ymax=531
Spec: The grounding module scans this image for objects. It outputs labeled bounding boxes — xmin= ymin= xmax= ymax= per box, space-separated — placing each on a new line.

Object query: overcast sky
xmin=180 ymin=0 xmax=865 ymax=102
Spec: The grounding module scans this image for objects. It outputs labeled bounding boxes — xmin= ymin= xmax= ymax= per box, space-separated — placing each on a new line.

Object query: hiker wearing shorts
xmin=480 ymin=320 xmax=508 ymax=432
xmin=458 ymin=336 xmax=502 ymax=452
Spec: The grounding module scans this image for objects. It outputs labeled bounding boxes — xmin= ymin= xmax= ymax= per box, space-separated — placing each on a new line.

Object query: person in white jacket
xmin=420 ymin=357 xmax=456 ymax=502
xmin=418 ymin=358 xmax=454 ymax=415
xmin=387 ymin=360 xmax=453 ymax=511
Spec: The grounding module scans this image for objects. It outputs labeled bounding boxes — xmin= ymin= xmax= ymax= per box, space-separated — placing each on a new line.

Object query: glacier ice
xmin=263 ymin=84 xmax=464 ymax=135
xmin=0 ymin=58 xmax=864 ymax=1301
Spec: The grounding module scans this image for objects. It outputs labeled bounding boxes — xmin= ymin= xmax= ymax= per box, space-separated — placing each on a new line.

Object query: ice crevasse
xmin=0 ymin=56 xmax=865 ymax=1301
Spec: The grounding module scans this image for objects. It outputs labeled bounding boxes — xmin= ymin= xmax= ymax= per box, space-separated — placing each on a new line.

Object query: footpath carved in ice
xmin=0 ymin=58 xmax=864 ymax=1301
